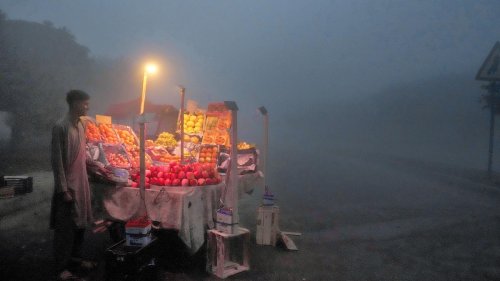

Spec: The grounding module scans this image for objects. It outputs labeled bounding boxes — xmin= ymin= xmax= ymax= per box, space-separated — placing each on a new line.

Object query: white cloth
xmin=100 ymin=172 xmax=263 ymax=253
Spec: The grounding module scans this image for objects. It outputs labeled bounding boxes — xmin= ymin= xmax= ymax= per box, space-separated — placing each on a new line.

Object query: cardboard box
xmin=125 ymin=218 xmax=152 ymax=246
xmin=216 ymin=208 xmax=237 ymax=234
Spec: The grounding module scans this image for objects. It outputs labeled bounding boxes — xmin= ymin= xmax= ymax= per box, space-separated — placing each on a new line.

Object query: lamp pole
xmin=139 ymin=64 xmax=157 ymax=200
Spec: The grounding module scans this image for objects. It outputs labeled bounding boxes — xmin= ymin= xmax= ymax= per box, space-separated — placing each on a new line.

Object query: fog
xmin=1 ymin=0 xmax=499 ymax=173
xmin=2 ymin=1 xmax=500 ymax=280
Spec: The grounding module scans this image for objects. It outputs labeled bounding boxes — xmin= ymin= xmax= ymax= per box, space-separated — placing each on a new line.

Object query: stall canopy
xmin=105 ymin=98 xmax=179 ymax=137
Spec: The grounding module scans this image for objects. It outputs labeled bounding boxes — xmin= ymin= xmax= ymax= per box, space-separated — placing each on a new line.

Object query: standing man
xmin=50 ymin=90 xmax=94 ymax=281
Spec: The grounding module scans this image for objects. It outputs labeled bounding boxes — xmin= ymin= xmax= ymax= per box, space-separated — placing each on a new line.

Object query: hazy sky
xmin=1 ymin=0 xmax=499 ymax=141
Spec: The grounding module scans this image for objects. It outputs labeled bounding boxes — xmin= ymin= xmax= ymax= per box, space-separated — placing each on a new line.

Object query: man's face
xmin=71 ymin=99 xmax=90 ymax=117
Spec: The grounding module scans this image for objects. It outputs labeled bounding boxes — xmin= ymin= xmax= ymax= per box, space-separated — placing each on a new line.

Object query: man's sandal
xmin=58 ymin=270 xmax=85 ymax=281
xmin=79 ymin=260 xmax=98 ymax=271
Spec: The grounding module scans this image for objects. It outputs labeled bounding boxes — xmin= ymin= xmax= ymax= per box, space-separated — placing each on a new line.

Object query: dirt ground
xmin=1 ymin=152 xmax=500 ymax=280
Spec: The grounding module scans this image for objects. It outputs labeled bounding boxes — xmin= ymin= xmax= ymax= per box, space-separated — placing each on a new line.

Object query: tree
xmin=0 ymin=15 xmax=93 ymax=150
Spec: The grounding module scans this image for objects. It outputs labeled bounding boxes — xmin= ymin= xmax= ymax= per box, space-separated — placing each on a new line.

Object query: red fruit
xmin=186 ymin=172 xmax=195 ymax=180
xmin=158 ymin=178 xmax=165 ymax=186
xmin=202 ymin=171 xmax=209 ymax=178
xmin=189 ymin=179 xmax=198 ymax=186
xmin=145 ymin=169 xmax=151 ymax=177
xmin=181 ymin=179 xmax=189 ymax=186
xmin=145 ymin=177 xmax=150 ymax=183
xmin=178 ymin=171 xmax=186 ymax=179
xmin=131 ymin=181 xmax=138 ymax=188
xmin=172 ymin=179 xmax=180 ymax=186
xmin=194 ymin=171 xmax=202 ymax=179
xmin=170 ymin=173 xmax=177 ymax=180
xmin=162 ymin=166 xmax=170 ymax=173
xmin=165 ymin=179 xmax=172 ymax=186
xmin=157 ymin=172 xmax=164 ymax=178
xmin=205 ymin=178 xmax=213 ymax=185
xmin=197 ymin=178 xmax=206 ymax=186
xmin=145 ymin=183 xmax=151 ymax=189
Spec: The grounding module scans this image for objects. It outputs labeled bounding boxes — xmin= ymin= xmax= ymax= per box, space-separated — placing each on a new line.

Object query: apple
xmin=172 ymin=179 xmax=180 ymax=186
xmin=205 ymin=178 xmax=213 ymax=185
xmin=202 ymin=171 xmax=209 ymax=178
xmin=145 ymin=177 xmax=150 ymax=183
xmin=178 ymin=171 xmax=186 ymax=179
xmin=194 ymin=170 xmax=202 ymax=179
xmin=197 ymin=178 xmax=206 ymax=186
xmin=186 ymin=172 xmax=195 ymax=180
xmin=181 ymin=179 xmax=189 ymax=186
xmin=131 ymin=181 xmax=138 ymax=188
xmin=145 ymin=169 xmax=151 ymax=177
xmin=162 ymin=166 xmax=170 ymax=173
xmin=165 ymin=179 xmax=172 ymax=186
xmin=189 ymin=179 xmax=198 ymax=186
xmin=157 ymin=172 xmax=164 ymax=178
xmin=158 ymin=178 xmax=165 ymax=186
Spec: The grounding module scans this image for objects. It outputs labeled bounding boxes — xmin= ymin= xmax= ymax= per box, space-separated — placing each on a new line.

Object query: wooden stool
xmin=256 ymin=205 xmax=279 ymax=246
xmin=207 ymin=227 xmax=250 ymax=279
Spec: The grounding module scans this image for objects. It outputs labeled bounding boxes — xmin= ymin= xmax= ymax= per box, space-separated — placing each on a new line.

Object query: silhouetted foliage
xmin=0 ymin=11 xmax=92 ymax=150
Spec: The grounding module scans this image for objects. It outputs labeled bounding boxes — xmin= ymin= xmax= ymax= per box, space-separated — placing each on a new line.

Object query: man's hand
xmin=62 ymin=191 xmax=73 ymax=202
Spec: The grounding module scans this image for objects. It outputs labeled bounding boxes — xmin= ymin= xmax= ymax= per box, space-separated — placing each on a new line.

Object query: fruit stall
xmin=85 ymin=101 xmax=263 ymax=254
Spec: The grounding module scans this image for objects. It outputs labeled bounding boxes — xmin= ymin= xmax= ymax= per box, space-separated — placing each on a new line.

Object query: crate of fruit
xmin=82 ymin=117 xmax=103 ymax=143
xmin=99 ymin=143 xmax=131 ymax=169
xmin=97 ymin=123 xmax=120 ymax=145
xmin=177 ymin=110 xmax=205 ymax=135
xmin=113 ymin=124 xmax=139 ymax=147
xmin=198 ymin=144 xmax=219 ymax=165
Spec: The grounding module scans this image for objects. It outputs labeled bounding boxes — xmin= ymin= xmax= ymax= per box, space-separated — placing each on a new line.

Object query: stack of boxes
xmin=125 ymin=217 xmax=152 ymax=247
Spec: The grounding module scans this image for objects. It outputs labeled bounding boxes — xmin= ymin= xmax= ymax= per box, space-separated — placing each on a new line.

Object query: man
xmin=50 ymin=90 xmax=94 ymax=281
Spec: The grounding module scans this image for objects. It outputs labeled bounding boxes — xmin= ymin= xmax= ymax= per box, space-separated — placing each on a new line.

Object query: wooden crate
xmin=207 ymin=227 xmax=250 ymax=279
xmin=256 ymin=205 xmax=279 ymax=246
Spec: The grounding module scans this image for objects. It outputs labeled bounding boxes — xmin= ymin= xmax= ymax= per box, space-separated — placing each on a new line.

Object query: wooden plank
xmin=281 ymin=231 xmax=302 ymax=236
xmin=280 ymin=233 xmax=298 ymax=251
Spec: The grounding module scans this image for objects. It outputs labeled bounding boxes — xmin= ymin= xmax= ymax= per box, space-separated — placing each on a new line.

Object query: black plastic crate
xmin=4 ymin=176 xmax=33 ymax=194
xmin=105 ymin=237 xmax=158 ymax=280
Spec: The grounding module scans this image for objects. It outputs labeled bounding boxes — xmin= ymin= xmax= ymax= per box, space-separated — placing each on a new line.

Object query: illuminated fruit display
xmin=85 ymin=122 xmax=101 ymax=142
xmin=98 ymin=123 xmax=119 ymax=144
xmin=180 ymin=112 xmax=205 ymax=134
xmin=155 ymin=132 xmax=177 ymax=147
xmin=198 ymin=145 xmax=218 ymax=164
xmin=130 ymin=162 xmax=221 ymax=187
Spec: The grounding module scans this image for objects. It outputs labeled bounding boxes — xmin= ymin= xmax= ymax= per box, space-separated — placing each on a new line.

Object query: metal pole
xmin=488 ymin=82 xmax=497 ymax=179
xmin=230 ymin=106 xmax=238 ymax=227
xmin=139 ymin=72 xmax=148 ymax=203
xmin=179 ymin=87 xmax=185 ymax=164
xmin=263 ymin=112 xmax=268 ymax=189
xmin=139 ymin=117 xmax=146 ymax=200
xmin=258 ymin=106 xmax=269 ymax=191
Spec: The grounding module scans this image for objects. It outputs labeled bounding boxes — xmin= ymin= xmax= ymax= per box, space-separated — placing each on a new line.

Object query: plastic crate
xmin=105 ymin=237 xmax=158 ymax=280
xmin=4 ymin=176 xmax=33 ymax=194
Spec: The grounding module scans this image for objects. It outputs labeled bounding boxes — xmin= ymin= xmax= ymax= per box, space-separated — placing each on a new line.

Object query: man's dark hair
xmin=66 ymin=90 xmax=90 ymax=105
